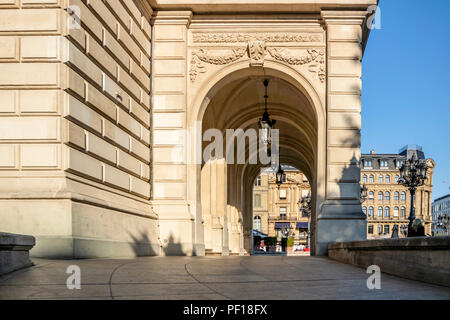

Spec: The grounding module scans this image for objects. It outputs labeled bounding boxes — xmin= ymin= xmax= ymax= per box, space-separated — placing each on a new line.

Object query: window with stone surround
xmin=401 ymin=207 xmax=406 ymax=217
xmin=253 ymin=216 xmax=261 ymax=232
xmin=394 ymin=207 xmax=399 ymax=217
xmin=378 ymin=207 xmax=383 ymax=217
xmin=401 ymin=192 xmax=406 ymax=201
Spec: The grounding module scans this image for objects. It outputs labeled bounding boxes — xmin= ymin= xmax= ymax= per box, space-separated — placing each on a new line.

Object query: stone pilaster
xmin=151 ymin=11 xmax=202 ymax=255
xmin=317 ymin=10 xmax=368 ymax=255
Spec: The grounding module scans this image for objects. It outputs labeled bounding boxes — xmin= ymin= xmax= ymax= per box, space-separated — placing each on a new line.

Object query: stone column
xmin=318 ymin=10 xmax=368 ymax=255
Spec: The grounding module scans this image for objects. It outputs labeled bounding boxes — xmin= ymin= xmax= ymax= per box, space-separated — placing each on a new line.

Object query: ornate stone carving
xmin=248 ymin=40 xmax=266 ymax=67
xmin=193 ymin=32 xmax=322 ymax=43
xmin=193 ymin=48 xmax=247 ymax=65
xmin=190 ymin=45 xmax=326 ymax=83
xmin=268 ymin=48 xmax=324 ymax=65
xmin=190 ymin=47 xmax=246 ymax=81
xmin=268 ymin=48 xmax=326 ymax=82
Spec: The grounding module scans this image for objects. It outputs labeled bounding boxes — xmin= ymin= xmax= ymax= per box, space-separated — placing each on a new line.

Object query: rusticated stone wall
xmin=0 ymin=0 xmax=159 ymax=258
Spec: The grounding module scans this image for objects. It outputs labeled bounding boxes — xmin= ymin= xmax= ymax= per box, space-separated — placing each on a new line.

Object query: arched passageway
xmin=195 ymin=66 xmax=324 ymax=255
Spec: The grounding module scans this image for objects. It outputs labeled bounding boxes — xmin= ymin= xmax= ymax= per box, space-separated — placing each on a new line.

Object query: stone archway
xmin=192 ymin=64 xmax=325 ymax=256
xmin=153 ymin=9 xmax=369 ymax=256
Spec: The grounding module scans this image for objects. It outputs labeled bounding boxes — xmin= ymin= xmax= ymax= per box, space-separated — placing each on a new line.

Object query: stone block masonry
xmin=0 ymin=0 xmax=159 ymax=258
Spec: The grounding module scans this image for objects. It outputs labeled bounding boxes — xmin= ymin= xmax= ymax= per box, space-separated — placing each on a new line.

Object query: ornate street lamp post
xmin=397 ymin=154 xmax=429 ymax=237
xmin=258 ymin=79 xmax=276 ymax=156
xmin=275 ymin=164 xmax=285 ymax=188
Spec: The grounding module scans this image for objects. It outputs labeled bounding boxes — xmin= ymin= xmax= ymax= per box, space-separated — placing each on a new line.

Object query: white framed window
xmin=363 ymin=175 xmax=368 ymax=183
xmin=395 ymin=175 xmax=400 ymax=182
xmin=378 ymin=225 xmax=383 ymax=234
xmin=364 ymin=160 xmax=373 ymax=169
xmin=385 ymin=192 xmax=390 ymax=201
xmin=369 ymin=207 xmax=374 ymax=217
xmin=394 ymin=192 xmax=399 ymax=201
xmin=384 ymin=207 xmax=390 ymax=217
xmin=379 ymin=175 xmax=384 ymax=183
xmin=378 ymin=192 xmax=383 ymax=200
xmin=394 ymin=207 xmax=399 ymax=217
xmin=369 ymin=175 xmax=374 ymax=183
xmin=380 ymin=160 xmax=389 ymax=168
xmin=369 ymin=192 xmax=374 ymax=200
xmin=378 ymin=207 xmax=383 ymax=217
xmin=400 ymin=207 xmax=406 ymax=217
xmin=401 ymin=192 xmax=406 ymax=201
xmin=362 ymin=207 xmax=367 ymax=216
xmin=255 ymin=176 xmax=262 ymax=187
xmin=279 ymin=189 xmax=287 ymax=200
xmin=253 ymin=216 xmax=262 ymax=232
xmin=385 ymin=175 xmax=391 ymax=183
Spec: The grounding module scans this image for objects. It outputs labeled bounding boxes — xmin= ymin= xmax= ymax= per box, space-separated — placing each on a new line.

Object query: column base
xmin=316 ymin=217 xmax=367 ymax=256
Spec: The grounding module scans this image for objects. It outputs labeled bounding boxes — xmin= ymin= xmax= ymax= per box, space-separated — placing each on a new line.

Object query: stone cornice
xmin=320 ymin=10 xmax=369 ymax=25
xmin=151 ymin=10 xmax=193 ymax=26
xmin=147 ymin=1 xmax=378 ymax=13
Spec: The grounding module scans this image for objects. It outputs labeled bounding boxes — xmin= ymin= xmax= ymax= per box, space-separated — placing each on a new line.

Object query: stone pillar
xmin=318 ymin=10 xmax=368 ymax=255
xmin=151 ymin=11 xmax=203 ymax=255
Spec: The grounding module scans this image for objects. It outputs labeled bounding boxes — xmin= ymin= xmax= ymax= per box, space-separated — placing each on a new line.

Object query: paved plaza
xmin=0 ymin=256 xmax=449 ymax=300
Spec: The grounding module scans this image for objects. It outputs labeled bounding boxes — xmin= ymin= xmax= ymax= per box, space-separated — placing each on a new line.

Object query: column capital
xmin=151 ymin=10 xmax=193 ymax=26
xmin=320 ymin=10 xmax=368 ymax=25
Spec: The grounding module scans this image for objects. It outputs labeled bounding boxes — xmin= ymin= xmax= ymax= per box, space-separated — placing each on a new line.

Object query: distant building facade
xmin=253 ymin=166 xmax=311 ymax=247
xmin=431 ymin=194 xmax=450 ymax=236
xmin=360 ymin=146 xmax=435 ymax=239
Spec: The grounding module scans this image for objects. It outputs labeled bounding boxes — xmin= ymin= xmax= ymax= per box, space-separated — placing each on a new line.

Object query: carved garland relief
xmin=189 ymin=33 xmax=326 ymax=83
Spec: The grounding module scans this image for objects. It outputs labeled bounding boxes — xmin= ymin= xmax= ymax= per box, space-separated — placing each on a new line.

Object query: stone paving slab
xmin=0 ymin=256 xmax=449 ymax=300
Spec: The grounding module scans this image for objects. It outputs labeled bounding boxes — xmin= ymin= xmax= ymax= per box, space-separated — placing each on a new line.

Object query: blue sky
xmin=362 ymin=0 xmax=450 ymax=200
